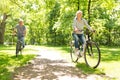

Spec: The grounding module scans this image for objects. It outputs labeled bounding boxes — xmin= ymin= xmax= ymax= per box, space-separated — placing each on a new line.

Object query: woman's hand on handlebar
xmin=91 ymin=29 xmax=96 ymax=33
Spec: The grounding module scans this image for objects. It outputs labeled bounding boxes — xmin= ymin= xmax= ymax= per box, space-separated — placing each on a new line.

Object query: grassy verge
xmin=0 ymin=45 xmax=37 ymax=80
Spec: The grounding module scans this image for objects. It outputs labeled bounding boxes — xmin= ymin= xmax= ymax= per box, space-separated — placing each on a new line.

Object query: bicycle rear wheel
xmin=70 ymin=41 xmax=79 ymax=63
xmin=84 ymin=41 xmax=101 ymax=68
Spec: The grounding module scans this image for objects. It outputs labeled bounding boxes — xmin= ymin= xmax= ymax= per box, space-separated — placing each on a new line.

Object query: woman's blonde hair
xmin=76 ymin=10 xmax=82 ymax=16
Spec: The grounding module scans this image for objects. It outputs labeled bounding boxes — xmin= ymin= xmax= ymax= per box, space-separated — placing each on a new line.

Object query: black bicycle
xmin=16 ymin=39 xmax=23 ymax=57
xmin=70 ymin=31 xmax=101 ymax=68
xmin=11 ymin=28 xmax=24 ymax=57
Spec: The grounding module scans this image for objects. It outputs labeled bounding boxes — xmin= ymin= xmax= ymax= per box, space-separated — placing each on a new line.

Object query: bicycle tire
xmin=70 ymin=41 xmax=79 ymax=63
xmin=16 ymin=41 xmax=22 ymax=57
xmin=84 ymin=41 xmax=101 ymax=68
xmin=16 ymin=42 xmax=19 ymax=57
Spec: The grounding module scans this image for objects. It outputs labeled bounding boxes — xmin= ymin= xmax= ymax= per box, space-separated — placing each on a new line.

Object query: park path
xmin=12 ymin=46 xmax=111 ymax=80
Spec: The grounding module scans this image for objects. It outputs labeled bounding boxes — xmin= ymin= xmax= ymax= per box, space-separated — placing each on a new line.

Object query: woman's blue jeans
xmin=72 ymin=33 xmax=86 ymax=51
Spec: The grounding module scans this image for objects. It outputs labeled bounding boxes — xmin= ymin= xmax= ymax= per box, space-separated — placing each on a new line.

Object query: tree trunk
xmin=108 ymin=28 xmax=111 ymax=45
xmin=88 ymin=0 xmax=91 ymax=24
xmin=77 ymin=0 xmax=80 ymax=10
xmin=86 ymin=0 xmax=91 ymax=36
xmin=0 ymin=13 xmax=8 ymax=44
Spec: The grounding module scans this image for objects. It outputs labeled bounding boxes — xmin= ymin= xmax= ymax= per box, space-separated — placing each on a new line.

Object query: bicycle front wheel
xmin=16 ymin=42 xmax=19 ymax=57
xmin=70 ymin=41 xmax=79 ymax=63
xmin=84 ymin=41 xmax=101 ymax=68
xmin=16 ymin=41 xmax=22 ymax=57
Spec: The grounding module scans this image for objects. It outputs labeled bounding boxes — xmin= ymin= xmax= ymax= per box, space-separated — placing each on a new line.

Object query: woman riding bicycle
xmin=72 ymin=10 xmax=93 ymax=57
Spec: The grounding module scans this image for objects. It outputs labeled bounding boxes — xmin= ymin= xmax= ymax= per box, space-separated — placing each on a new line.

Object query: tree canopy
xmin=0 ymin=0 xmax=120 ymax=46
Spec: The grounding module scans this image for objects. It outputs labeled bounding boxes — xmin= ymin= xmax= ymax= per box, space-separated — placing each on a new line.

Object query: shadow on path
xmin=13 ymin=55 xmax=87 ymax=80
xmin=12 ymin=47 xmax=114 ymax=80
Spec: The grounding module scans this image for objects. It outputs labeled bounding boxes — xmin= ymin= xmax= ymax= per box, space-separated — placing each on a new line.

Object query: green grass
xmin=0 ymin=45 xmax=36 ymax=80
xmin=76 ymin=62 xmax=105 ymax=75
xmin=100 ymin=46 xmax=120 ymax=61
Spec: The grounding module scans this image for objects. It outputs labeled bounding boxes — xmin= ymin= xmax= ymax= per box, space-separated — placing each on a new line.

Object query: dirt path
xmin=12 ymin=46 xmax=112 ymax=80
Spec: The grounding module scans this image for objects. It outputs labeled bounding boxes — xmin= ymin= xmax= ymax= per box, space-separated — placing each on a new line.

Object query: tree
xmin=0 ymin=0 xmax=11 ymax=44
xmin=47 ymin=2 xmax=60 ymax=45
xmin=1 ymin=0 xmax=120 ymax=46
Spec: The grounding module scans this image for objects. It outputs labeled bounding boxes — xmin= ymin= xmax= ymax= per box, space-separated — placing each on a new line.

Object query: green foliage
xmin=46 ymin=2 xmax=61 ymax=45
xmin=0 ymin=0 xmax=11 ymax=13
xmin=1 ymin=0 xmax=120 ymax=46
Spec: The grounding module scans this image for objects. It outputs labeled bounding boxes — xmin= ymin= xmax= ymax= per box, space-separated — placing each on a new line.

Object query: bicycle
xmin=70 ymin=31 xmax=101 ymax=68
xmin=11 ymin=28 xmax=24 ymax=57
xmin=12 ymin=34 xmax=23 ymax=57
xmin=16 ymin=39 xmax=23 ymax=57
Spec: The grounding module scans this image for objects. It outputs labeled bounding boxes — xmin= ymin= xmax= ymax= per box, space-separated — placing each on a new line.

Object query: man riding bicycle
xmin=72 ymin=10 xmax=93 ymax=57
xmin=13 ymin=19 xmax=26 ymax=49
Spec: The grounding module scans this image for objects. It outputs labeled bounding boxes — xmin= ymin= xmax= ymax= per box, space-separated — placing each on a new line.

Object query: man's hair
xmin=19 ymin=19 xmax=23 ymax=22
